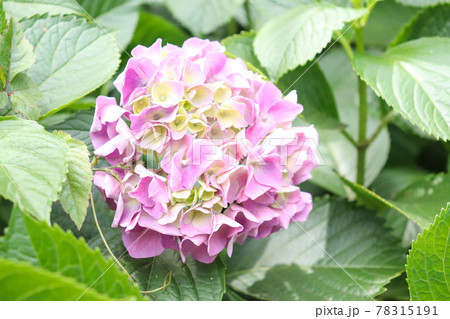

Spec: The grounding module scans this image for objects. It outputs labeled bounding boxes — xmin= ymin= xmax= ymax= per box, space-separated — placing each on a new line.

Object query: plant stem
xmin=354 ymin=0 xmax=368 ymax=185
xmin=90 ymin=193 xmax=136 ymax=284
xmin=335 ymin=31 xmax=354 ymax=61
xmin=366 ymin=110 xmax=396 ymax=146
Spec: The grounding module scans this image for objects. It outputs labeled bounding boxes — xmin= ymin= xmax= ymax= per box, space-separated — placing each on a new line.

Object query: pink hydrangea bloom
xmin=90 ymin=38 xmax=319 ymax=263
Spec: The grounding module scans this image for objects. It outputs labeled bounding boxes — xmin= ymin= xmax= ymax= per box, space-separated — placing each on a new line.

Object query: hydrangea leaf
xmin=0 ymin=117 xmax=68 ymax=222
xmin=0 ymin=1 xmax=7 ymax=33
xmin=47 ymin=109 xmax=94 ymax=154
xmin=353 ymin=38 xmax=450 ymax=141
xmin=247 ymin=0 xmax=309 ymax=30
xmin=123 ymin=250 xmax=226 ymax=301
xmin=9 ymin=72 xmax=42 ymax=120
xmin=0 ymin=257 xmax=112 ymax=300
xmin=164 ymin=0 xmax=245 ymax=36
xmin=0 ymin=206 xmax=142 ymax=300
xmin=54 ymin=132 xmax=93 ymax=230
xmin=392 ymin=174 xmax=450 ymax=228
xmin=20 ymin=14 xmax=120 ymax=117
xmin=227 ymin=197 xmax=405 ymax=300
xmin=341 ymin=173 xmax=450 ymax=229
xmin=3 ymin=0 xmax=83 ymax=18
xmin=395 ymin=0 xmax=450 ymax=7
xmin=254 ymin=3 xmax=365 ymax=80
xmin=0 ymin=18 xmax=35 ymax=82
xmin=314 ymin=48 xmax=390 ymax=189
xmin=407 ymin=204 xmax=450 ymax=300
xmin=390 ymin=4 xmax=450 ymax=46
xmin=222 ymin=31 xmax=268 ymax=76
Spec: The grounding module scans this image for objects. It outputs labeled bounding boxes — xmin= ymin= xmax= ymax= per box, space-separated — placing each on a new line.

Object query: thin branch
xmin=90 ymin=192 xmax=136 ymax=285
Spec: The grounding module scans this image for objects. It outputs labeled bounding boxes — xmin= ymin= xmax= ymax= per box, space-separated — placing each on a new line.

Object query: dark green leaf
xmin=391 ymin=3 xmax=450 ymax=46
xmin=227 ymin=197 xmax=405 ymax=300
xmin=395 ymin=0 xmax=450 ymax=7
xmin=47 ymin=109 xmax=94 ymax=153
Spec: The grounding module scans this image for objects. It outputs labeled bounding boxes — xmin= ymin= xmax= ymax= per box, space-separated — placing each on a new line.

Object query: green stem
xmin=365 ymin=110 xmax=396 ymax=146
xmin=354 ymin=1 xmax=368 ymax=185
xmin=335 ymin=31 xmax=354 ymax=60
xmin=341 ymin=129 xmax=358 ymax=148
xmin=90 ymin=193 xmax=136 ymax=285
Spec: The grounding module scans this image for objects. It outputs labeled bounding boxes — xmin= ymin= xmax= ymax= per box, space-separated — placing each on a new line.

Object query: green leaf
xmin=164 ymin=0 xmax=245 ymax=36
xmin=353 ymin=37 xmax=450 ymax=141
xmin=227 ymin=197 xmax=405 ymax=300
xmin=47 ymin=109 xmax=94 ymax=153
xmin=1 ymin=206 xmax=142 ymax=300
xmin=0 ymin=18 xmax=35 ymax=83
xmin=342 ymin=173 xmax=450 ymax=229
xmin=222 ymin=31 xmax=268 ymax=76
xmin=124 ymin=250 xmax=226 ymax=301
xmin=76 ymin=0 xmax=140 ymax=48
xmin=0 ymin=91 xmax=7 ymax=109
xmin=254 ymin=3 xmax=365 ymax=80
xmin=55 ymin=133 xmax=92 ymax=230
xmin=407 ymin=204 xmax=450 ymax=300
xmin=3 ymin=0 xmax=83 ymax=18
xmin=395 ymin=0 xmax=450 ymax=7
xmin=9 ymin=72 xmax=42 ymax=120
xmin=0 ymin=0 xmax=7 ymax=33
xmin=247 ymin=0 xmax=309 ymax=30
xmin=20 ymin=14 xmax=120 ymax=117
xmin=278 ymin=63 xmax=343 ymax=129
xmin=0 ymin=257 xmax=113 ymax=300
xmin=127 ymin=11 xmax=188 ymax=49
xmin=391 ymin=4 xmax=450 ymax=47
xmin=392 ymin=174 xmax=450 ymax=228
xmin=315 ymin=48 xmax=390 ymax=188
xmin=0 ymin=117 xmax=68 ymax=222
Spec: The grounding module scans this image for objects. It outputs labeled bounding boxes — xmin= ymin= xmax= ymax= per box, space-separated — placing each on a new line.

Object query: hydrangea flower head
xmin=91 ymin=38 xmax=319 ymax=263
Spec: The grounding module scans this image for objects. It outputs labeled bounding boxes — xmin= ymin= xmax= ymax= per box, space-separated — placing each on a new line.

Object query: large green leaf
xmin=395 ymin=0 xmax=450 ymax=7
xmin=0 ymin=206 xmax=142 ymax=300
xmin=315 ymin=48 xmax=390 ymax=188
xmin=0 ymin=117 xmax=68 ymax=222
xmin=3 ymin=0 xmax=82 ymax=19
xmin=247 ymin=0 xmax=309 ymax=30
xmin=391 ymin=4 xmax=450 ymax=46
xmin=164 ymin=0 xmax=245 ymax=36
xmin=47 ymin=109 xmax=94 ymax=153
xmin=353 ymin=38 xmax=450 ymax=141
xmin=0 ymin=257 xmax=112 ymax=300
xmin=407 ymin=204 xmax=450 ymax=300
xmin=124 ymin=250 xmax=226 ymax=301
xmin=254 ymin=3 xmax=365 ymax=80
xmin=56 ymin=133 xmax=92 ymax=229
xmin=20 ymin=14 xmax=120 ymax=117
xmin=227 ymin=197 xmax=405 ymax=300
